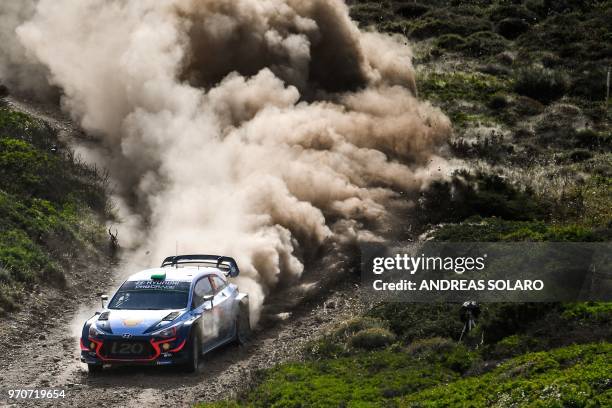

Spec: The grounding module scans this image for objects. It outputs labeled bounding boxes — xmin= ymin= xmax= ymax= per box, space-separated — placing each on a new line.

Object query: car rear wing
xmin=160 ymin=254 xmax=240 ymax=277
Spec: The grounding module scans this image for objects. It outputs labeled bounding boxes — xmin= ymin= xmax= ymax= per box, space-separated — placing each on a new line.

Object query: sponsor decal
xmin=122 ymin=318 xmax=143 ymax=327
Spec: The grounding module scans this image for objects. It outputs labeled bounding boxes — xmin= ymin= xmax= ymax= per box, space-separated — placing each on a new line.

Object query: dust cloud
xmin=5 ymin=0 xmax=452 ymax=323
xmin=0 ymin=0 xmax=53 ymax=97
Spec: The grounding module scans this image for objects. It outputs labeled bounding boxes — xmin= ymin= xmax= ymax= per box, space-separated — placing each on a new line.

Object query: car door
xmin=191 ymin=276 xmax=217 ymax=347
xmin=211 ymin=274 xmax=234 ymax=339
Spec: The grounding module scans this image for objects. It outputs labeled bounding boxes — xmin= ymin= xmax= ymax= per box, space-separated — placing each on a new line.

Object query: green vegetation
xmin=402 ymin=343 xmax=611 ymax=407
xmin=419 ymin=171 xmax=551 ymax=225
xmin=514 ymin=65 xmax=570 ymax=103
xmin=201 ymin=298 xmax=610 ymax=406
xmin=200 ymin=341 xmax=477 ymax=408
xmin=422 ymin=171 xmax=611 ymax=242
xmin=418 ymin=71 xmax=511 ymax=105
xmin=430 ymin=218 xmax=602 ymax=242
xmin=200 ymin=342 xmax=610 ymax=407
xmin=0 ymin=106 xmax=109 ymax=314
xmin=200 ymin=1 xmax=612 ymax=406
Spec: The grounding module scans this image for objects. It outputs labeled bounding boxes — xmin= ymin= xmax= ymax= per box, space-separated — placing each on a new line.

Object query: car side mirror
xmin=100 ymin=295 xmax=108 ymax=309
xmin=203 ymin=294 xmax=214 ymax=309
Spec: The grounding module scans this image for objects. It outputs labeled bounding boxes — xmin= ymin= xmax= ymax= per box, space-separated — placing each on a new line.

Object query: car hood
xmin=101 ymin=309 xmax=181 ymax=335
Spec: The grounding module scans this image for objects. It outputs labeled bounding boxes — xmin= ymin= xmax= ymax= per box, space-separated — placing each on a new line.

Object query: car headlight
xmin=152 ymin=325 xmax=178 ymax=338
xmin=88 ymin=324 xmax=102 ymax=338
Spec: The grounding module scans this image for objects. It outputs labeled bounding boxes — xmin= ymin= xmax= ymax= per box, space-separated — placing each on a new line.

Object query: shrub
xmin=514 ymin=66 xmax=570 ymax=103
xmin=430 ymin=218 xmax=604 ymax=243
xmin=478 ymin=63 xmax=512 ymax=77
xmin=419 ymin=171 xmax=550 ymax=225
xmin=496 ymin=17 xmax=530 ymax=39
xmin=410 ymin=14 xmax=491 ymax=39
xmin=417 ymin=71 xmax=511 ymax=105
xmin=348 ymin=328 xmax=396 ymax=350
xmin=488 ymin=4 xmax=538 ymax=22
xmin=569 ymin=149 xmax=593 ymax=162
xmin=0 ymin=229 xmax=62 ymax=284
xmin=406 ymin=338 xmax=474 ymax=373
xmin=496 ymin=51 xmax=515 ymax=65
xmin=435 ymin=33 xmax=466 ymax=51
xmin=460 ymin=31 xmax=508 ymax=57
xmin=574 ymin=129 xmax=610 ymax=149
xmin=350 ymin=3 xmax=393 ymax=25
xmin=570 ymin=65 xmax=609 ymax=101
xmin=377 ymin=20 xmax=411 ymax=35
xmin=484 ymin=334 xmax=543 ymax=359
xmin=479 ymin=303 xmax=560 ymax=343
xmin=517 ymin=10 xmax=610 ymax=63
xmin=0 ymin=107 xmax=108 ymax=314
xmin=333 ymin=316 xmax=388 ymax=340
xmin=488 ymin=93 xmax=509 ymax=109
xmin=540 ymin=51 xmax=562 ymax=67
xmin=394 ymin=2 xmax=429 ymax=19
xmin=306 ymin=317 xmax=392 ymax=358
xmin=304 ymin=338 xmax=346 ymax=360
xmin=0 ymin=282 xmax=22 ymax=315
xmin=402 ymin=344 xmax=612 ymax=406
xmin=406 ymin=337 xmax=456 ymax=356
xmin=512 ymin=95 xmax=545 ymax=116
xmin=368 ymin=303 xmax=463 ymax=342
xmin=0 ymin=138 xmax=59 ymax=199
xmin=542 ymin=0 xmax=603 ymax=14
xmin=561 ymin=302 xmax=612 ymax=321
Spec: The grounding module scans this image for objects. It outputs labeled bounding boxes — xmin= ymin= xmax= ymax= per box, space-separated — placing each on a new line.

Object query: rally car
xmin=80 ymin=254 xmax=250 ymax=374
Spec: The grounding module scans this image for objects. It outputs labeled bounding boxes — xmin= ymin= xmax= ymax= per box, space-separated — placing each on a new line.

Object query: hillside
xmin=0 ymin=1 xmax=608 ymax=406
xmin=199 ymin=1 xmax=612 ymax=406
xmin=0 ymin=99 xmax=110 ymax=314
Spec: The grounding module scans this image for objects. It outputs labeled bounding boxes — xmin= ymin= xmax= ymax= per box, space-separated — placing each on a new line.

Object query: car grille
xmin=100 ymin=340 xmax=155 ymax=359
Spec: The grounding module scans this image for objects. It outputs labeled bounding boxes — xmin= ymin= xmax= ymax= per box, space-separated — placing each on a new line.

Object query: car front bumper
xmin=80 ymin=335 xmax=188 ymax=366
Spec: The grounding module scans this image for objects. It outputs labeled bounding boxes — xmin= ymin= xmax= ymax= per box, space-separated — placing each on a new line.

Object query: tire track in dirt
xmin=0 ymin=96 xmax=372 ymax=407
xmin=0 ymin=260 xmax=363 ymax=407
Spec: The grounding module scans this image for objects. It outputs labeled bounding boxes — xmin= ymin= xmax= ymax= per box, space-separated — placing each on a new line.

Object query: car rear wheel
xmin=87 ymin=363 xmax=102 ymax=375
xmin=183 ymin=330 xmax=201 ymax=373
xmin=235 ymin=307 xmax=251 ymax=345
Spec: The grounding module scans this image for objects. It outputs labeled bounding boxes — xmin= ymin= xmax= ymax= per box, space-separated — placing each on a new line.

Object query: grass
xmin=429 ymin=218 xmax=604 ymax=242
xmin=199 ymin=342 xmax=611 ymax=408
xmin=200 ymin=342 xmax=475 ymax=408
xmin=417 ymin=71 xmax=512 ymax=106
xmin=200 ymin=1 xmax=612 ymax=406
xmin=401 ymin=343 xmax=612 ymax=407
xmin=0 ymin=106 xmax=109 ymax=314
xmin=514 ymin=65 xmax=570 ymax=104
xmin=199 ymin=298 xmax=610 ymax=406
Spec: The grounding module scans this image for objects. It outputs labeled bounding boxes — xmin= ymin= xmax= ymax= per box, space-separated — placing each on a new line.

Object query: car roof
xmin=125 ymin=266 xmax=223 ymax=283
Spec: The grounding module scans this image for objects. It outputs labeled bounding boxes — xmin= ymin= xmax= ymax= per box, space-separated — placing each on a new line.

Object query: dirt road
xmin=0 ymin=96 xmax=379 ymax=407
xmin=0 ymin=249 xmax=364 ymax=408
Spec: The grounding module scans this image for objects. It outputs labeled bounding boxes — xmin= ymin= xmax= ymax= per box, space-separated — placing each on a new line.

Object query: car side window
xmin=192 ymin=276 xmax=213 ymax=307
xmin=211 ymin=275 xmax=227 ymax=292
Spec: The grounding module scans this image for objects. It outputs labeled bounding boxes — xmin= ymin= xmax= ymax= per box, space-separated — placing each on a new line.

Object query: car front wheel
xmin=87 ymin=363 xmax=102 ymax=375
xmin=183 ymin=330 xmax=201 ymax=373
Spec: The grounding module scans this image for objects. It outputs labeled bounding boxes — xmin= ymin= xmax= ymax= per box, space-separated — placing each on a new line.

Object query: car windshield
xmin=108 ymin=280 xmax=190 ymax=310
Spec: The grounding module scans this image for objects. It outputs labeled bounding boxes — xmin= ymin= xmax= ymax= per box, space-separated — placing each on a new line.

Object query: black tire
xmin=235 ymin=306 xmax=251 ymax=346
xmin=183 ymin=329 xmax=201 ymax=373
xmin=87 ymin=363 xmax=102 ymax=375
